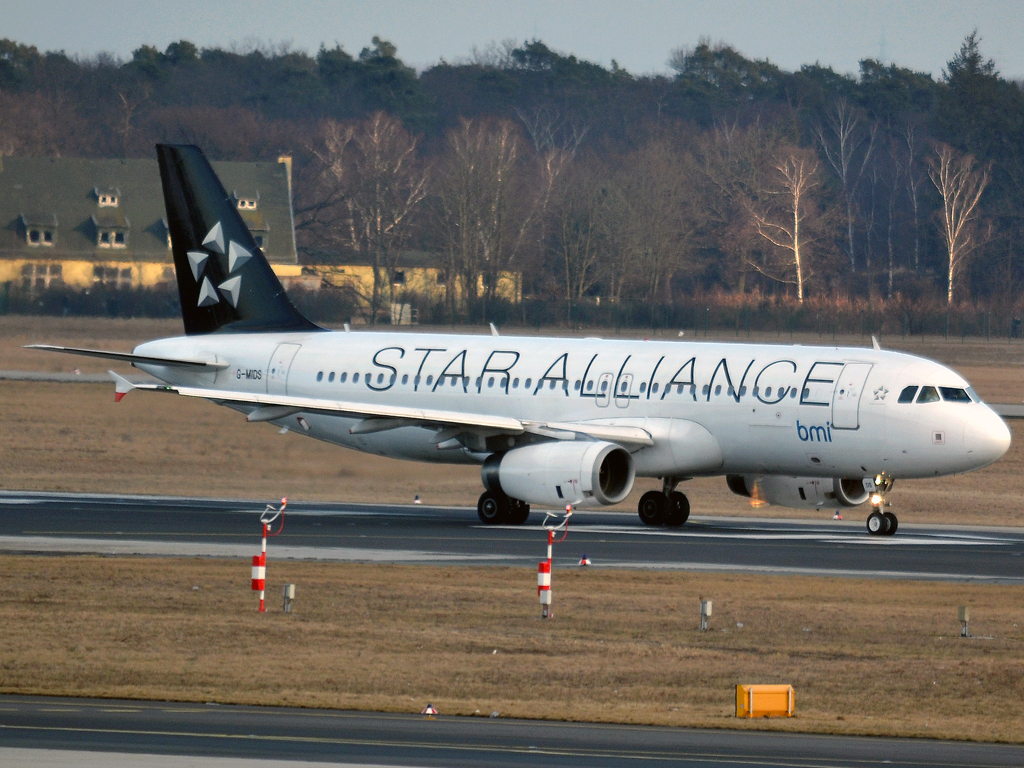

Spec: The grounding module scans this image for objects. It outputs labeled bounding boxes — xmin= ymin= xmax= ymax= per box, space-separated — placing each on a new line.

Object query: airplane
xmin=30 ymin=145 xmax=1012 ymax=536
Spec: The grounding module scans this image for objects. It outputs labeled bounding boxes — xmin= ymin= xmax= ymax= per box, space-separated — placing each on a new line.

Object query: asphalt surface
xmin=2 ymin=694 xmax=1023 ymax=768
xmin=1 ymin=491 xmax=1023 ymax=582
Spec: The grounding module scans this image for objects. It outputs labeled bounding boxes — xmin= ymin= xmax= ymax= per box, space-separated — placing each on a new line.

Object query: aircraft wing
xmin=26 ymin=345 xmax=229 ymax=370
xmin=108 ymin=373 xmax=653 ymax=447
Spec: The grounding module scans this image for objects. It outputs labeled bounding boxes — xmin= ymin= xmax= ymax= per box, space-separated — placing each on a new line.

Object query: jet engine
xmin=726 ymin=474 xmax=872 ymax=509
xmin=482 ymin=441 xmax=635 ymax=508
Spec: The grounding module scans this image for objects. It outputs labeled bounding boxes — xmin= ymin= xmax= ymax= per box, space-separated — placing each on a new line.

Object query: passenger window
xmin=917 ymin=386 xmax=940 ymax=403
xmin=512 ymin=378 xmax=519 ymax=388
xmin=898 ymin=386 xmax=918 ymax=403
xmin=524 ymin=378 xmax=532 ymax=388
xmin=586 ymin=380 xmax=594 ymax=391
xmin=600 ymin=380 xmax=608 ymax=392
xmin=488 ymin=377 xmax=495 ymax=387
xmin=353 ymin=373 xmax=359 ymax=383
xmin=639 ymin=382 xmax=646 ymax=393
xmin=402 ymin=374 xmax=408 ymax=385
xmin=340 ymin=372 xmax=347 ymax=383
xmin=328 ymin=372 xmax=335 ymax=383
xmin=940 ymin=387 xmax=972 ymax=403
xmin=652 ymin=383 xmax=659 ymax=393
xmin=316 ymin=371 xmax=323 ymax=382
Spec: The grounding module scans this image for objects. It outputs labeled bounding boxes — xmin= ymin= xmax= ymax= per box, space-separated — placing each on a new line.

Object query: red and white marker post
xmin=538 ymin=505 xmax=572 ymax=619
xmin=253 ymin=498 xmax=286 ymax=612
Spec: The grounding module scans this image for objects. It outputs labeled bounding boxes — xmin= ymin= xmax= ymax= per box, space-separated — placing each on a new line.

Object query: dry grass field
xmin=2 ymin=316 xmax=1024 ymax=525
xmin=0 ymin=556 xmax=1021 ymax=742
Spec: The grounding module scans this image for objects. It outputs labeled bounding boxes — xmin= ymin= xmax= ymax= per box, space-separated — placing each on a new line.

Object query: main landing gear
xmin=477 ymin=490 xmax=530 ymax=525
xmin=638 ymin=477 xmax=690 ymax=527
xmin=865 ymin=474 xmax=898 ymax=536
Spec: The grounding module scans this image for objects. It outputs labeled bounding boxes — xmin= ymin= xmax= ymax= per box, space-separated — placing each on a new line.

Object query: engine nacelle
xmin=482 ymin=441 xmax=635 ymax=508
xmin=726 ymin=474 xmax=873 ymax=509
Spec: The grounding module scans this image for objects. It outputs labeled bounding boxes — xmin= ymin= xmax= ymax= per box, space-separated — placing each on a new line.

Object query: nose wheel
xmin=866 ymin=475 xmax=897 ymax=536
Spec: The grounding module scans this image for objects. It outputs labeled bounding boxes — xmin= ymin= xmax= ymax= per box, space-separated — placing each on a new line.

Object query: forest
xmin=1 ymin=32 xmax=1023 ymax=333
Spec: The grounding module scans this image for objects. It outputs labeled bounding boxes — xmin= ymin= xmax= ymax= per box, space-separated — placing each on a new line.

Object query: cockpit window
xmin=916 ymin=386 xmax=940 ymax=403
xmin=897 ymin=386 xmax=918 ymax=403
xmin=940 ymin=386 xmax=972 ymax=403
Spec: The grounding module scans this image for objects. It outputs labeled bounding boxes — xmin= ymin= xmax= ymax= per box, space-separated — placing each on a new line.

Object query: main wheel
xmin=477 ymin=491 xmax=509 ymax=525
xmin=507 ymin=499 xmax=531 ymax=525
xmin=665 ymin=491 xmax=690 ymax=527
xmin=882 ymin=511 xmax=898 ymax=535
xmin=866 ymin=510 xmax=889 ymax=535
xmin=638 ymin=490 xmax=668 ymax=526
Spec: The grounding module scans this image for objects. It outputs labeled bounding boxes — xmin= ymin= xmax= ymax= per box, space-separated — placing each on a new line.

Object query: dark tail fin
xmin=156 ymin=144 xmax=320 ymax=335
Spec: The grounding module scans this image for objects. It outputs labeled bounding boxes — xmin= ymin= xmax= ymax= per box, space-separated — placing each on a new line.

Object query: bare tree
xmin=900 ymin=124 xmax=925 ymax=272
xmin=552 ymin=164 xmax=608 ymax=323
xmin=747 ymin=150 xmax=821 ymax=303
xmin=696 ymin=118 xmax=783 ymax=294
xmin=435 ymin=117 xmax=544 ymax=320
xmin=927 ymin=143 xmax=991 ymax=305
xmin=815 ymin=99 xmax=876 ymax=272
xmin=347 ymin=112 xmax=429 ymax=323
xmin=293 ymin=115 xmax=427 ymax=322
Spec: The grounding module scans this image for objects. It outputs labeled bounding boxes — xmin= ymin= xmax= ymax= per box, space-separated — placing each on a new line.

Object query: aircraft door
xmin=614 ymin=373 xmax=633 ymax=408
xmin=595 ymin=373 xmax=613 ymax=407
xmin=267 ymin=343 xmax=302 ymax=396
xmin=831 ymin=363 xmax=873 ymax=429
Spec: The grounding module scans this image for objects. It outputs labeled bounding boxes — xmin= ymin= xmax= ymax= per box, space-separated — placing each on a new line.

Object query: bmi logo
xmin=797 ymin=420 xmax=832 ymax=442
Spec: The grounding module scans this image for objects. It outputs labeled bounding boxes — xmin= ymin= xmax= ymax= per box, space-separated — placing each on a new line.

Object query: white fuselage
xmin=134 ymin=330 xmax=1011 ymax=481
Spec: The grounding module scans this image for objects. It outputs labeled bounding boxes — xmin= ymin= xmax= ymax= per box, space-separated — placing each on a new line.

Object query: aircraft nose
xmin=963 ymin=408 xmax=1012 ymax=468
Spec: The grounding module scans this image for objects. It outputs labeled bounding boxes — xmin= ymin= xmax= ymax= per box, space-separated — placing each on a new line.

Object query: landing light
xmin=870 ymin=493 xmax=883 ymax=506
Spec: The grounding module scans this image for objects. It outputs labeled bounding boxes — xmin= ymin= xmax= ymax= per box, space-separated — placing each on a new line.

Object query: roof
xmin=0 ymin=156 xmax=296 ymax=264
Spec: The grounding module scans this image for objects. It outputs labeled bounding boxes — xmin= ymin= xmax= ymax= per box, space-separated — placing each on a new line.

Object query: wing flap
xmin=126 ymin=382 xmax=527 ymax=433
xmin=116 ymin=381 xmax=654 ymax=446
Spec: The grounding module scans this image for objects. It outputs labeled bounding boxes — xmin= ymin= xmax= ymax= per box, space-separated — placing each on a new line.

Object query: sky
xmin=5 ymin=0 xmax=1024 ymax=80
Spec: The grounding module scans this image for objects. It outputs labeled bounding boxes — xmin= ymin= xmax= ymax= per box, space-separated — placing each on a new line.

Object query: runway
xmin=1 ymin=491 xmax=1023 ymax=582
xmin=1 ymin=694 xmax=1023 ymax=768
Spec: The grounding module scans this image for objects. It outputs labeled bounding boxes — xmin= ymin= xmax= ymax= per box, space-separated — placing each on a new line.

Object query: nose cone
xmin=964 ymin=407 xmax=1012 ymax=469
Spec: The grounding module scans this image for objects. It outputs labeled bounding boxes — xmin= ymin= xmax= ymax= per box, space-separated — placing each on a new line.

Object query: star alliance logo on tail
xmin=187 ymin=221 xmax=252 ymax=308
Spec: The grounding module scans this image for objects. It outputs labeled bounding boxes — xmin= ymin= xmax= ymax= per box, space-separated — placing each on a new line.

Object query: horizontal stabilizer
xmin=26 ymin=345 xmax=229 ymax=370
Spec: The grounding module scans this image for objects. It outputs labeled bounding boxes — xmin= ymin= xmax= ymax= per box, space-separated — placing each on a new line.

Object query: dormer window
xmin=27 ymin=228 xmax=54 ymax=246
xmin=94 ymin=187 xmax=120 ymax=207
xmin=20 ymin=213 xmax=58 ymax=247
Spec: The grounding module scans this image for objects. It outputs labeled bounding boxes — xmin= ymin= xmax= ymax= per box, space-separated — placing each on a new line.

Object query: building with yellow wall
xmin=0 ymin=155 xmax=301 ymax=294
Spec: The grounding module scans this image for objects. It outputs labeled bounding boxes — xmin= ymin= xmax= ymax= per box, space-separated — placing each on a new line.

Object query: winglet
xmin=108 ymin=370 xmax=135 ymax=403
xmin=490 ymin=322 xmax=499 ymax=337
xmin=871 ymin=335 xmax=881 ymax=351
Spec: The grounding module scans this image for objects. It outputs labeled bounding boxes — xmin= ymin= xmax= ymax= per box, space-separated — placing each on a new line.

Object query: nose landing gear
xmin=866 ymin=475 xmax=897 ymax=536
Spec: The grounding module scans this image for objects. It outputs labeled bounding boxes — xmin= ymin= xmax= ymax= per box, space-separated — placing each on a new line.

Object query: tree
xmin=747 ymin=150 xmax=821 ymax=303
xmin=434 ymin=117 xmax=543 ymax=320
xmin=814 ymin=99 xmax=876 ymax=272
xmin=927 ymin=143 xmax=991 ymax=304
xmin=551 ymin=163 xmax=608 ymax=323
